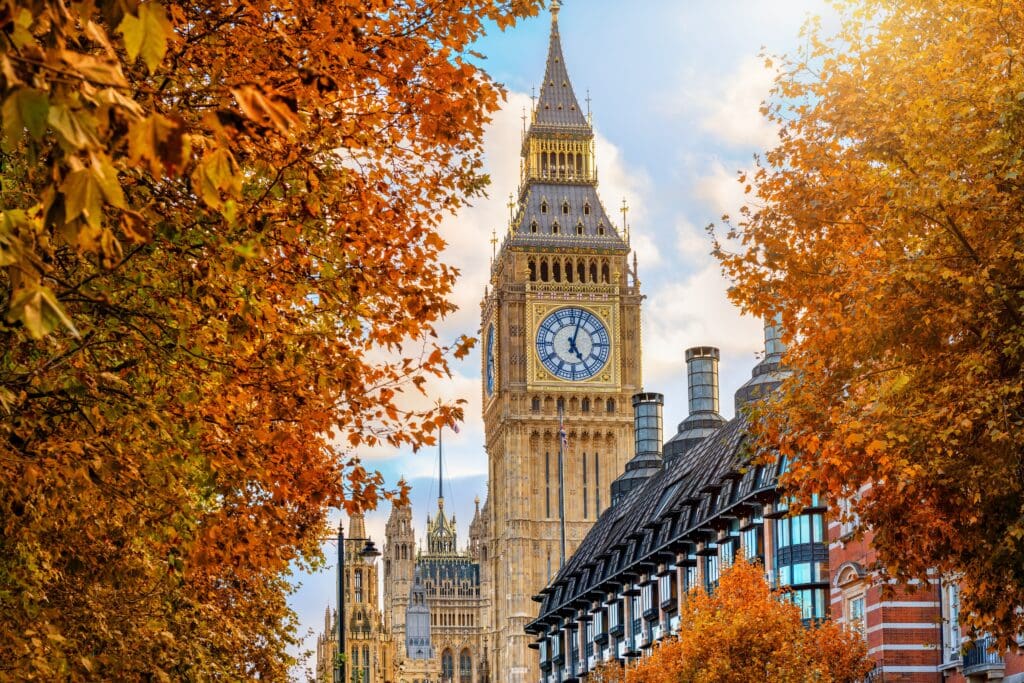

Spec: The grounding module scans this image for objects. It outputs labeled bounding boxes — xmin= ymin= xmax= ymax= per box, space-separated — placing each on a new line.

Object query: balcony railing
xmin=963 ymin=637 xmax=1005 ymax=677
xmin=861 ymin=664 xmax=882 ymax=682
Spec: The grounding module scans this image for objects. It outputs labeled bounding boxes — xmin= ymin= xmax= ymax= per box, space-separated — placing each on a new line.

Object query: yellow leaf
xmin=6 ymin=285 xmax=80 ymax=340
xmin=118 ymin=3 xmax=174 ymax=74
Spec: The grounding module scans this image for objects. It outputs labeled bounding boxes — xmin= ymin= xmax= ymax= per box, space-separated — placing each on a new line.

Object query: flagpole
xmin=558 ymin=404 xmax=566 ymax=569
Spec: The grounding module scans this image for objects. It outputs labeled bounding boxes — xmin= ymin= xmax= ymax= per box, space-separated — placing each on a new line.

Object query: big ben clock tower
xmin=480 ymin=4 xmax=642 ymax=681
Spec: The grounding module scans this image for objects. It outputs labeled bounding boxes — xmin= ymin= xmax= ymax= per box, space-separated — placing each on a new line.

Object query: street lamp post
xmin=335 ymin=520 xmax=382 ymax=683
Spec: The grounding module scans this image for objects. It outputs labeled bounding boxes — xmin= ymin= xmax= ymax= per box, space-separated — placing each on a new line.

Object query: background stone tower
xmin=383 ymin=502 xmax=416 ymax=651
xmin=479 ymin=5 xmax=642 ymax=681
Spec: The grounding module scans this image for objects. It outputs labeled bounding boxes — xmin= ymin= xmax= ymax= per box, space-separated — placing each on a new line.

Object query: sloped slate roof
xmin=508 ymin=183 xmax=627 ymax=250
xmin=534 ymin=16 xmax=589 ymax=129
xmin=527 ymin=414 xmax=781 ymax=630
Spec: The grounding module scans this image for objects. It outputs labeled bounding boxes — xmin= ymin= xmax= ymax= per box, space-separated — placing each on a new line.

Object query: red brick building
xmin=830 ymin=518 xmax=1024 ymax=682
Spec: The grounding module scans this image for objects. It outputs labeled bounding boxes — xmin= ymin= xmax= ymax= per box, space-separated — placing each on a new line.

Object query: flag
xmin=451 ymin=422 xmax=460 ymax=434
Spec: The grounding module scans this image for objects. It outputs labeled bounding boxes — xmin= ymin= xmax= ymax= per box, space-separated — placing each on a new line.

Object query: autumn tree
xmin=715 ymin=0 xmax=1024 ymax=644
xmin=0 ymin=0 xmax=540 ymax=679
xmin=628 ymin=559 xmax=871 ymax=683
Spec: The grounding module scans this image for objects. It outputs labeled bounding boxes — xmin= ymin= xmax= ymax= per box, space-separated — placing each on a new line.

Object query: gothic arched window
xmin=606 ymin=398 xmax=615 ymax=414
xmin=442 ymin=650 xmax=454 ymax=683
xmin=459 ymin=650 xmax=472 ymax=683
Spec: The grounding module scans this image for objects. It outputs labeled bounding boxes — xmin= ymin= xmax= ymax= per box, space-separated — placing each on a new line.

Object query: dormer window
xmin=583 ymin=202 xmax=591 ymax=216
xmin=576 ymin=219 xmax=584 ymax=236
xmin=531 ymin=219 xmax=538 ymax=234
xmin=552 ymin=220 xmax=560 ymax=235
xmin=562 ymin=201 xmax=569 ymax=215
xmin=541 ymin=200 xmax=548 ymax=214
xmin=597 ymin=221 xmax=605 ymax=236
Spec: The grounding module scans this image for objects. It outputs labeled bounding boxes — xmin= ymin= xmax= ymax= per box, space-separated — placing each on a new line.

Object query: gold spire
xmin=620 ymin=197 xmax=630 ymax=243
xmin=551 ymin=0 xmax=561 ymax=22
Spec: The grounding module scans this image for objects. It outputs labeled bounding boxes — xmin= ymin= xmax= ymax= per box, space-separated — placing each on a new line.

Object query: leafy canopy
xmin=715 ymin=0 xmax=1024 ymax=644
xmin=0 ymin=0 xmax=540 ymax=679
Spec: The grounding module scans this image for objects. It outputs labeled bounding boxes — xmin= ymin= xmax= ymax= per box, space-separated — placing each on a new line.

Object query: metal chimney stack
xmin=610 ymin=392 xmax=665 ymax=505
xmin=734 ymin=314 xmax=791 ymax=413
xmin=663 ymin=346 xmax=727 ymax=464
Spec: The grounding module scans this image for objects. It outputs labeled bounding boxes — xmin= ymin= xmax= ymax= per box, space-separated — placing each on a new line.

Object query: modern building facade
xmin=526 ymin=321 xmax=1024 ymax=682
xmin=477 ymin=5 xmax=642 ymax=681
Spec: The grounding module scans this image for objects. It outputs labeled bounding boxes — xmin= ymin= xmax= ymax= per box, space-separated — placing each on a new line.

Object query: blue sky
xmin=288 ymin=1 xmax=831 ymax=676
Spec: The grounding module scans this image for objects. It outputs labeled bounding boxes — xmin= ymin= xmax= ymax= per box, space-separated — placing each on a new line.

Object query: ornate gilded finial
xmin=620 ymin=197 xmax=630 ymax=244
xmin=551 ymin=0 xmax=561 ymax=22
xmin=507 ymin=193 xmax=515 ymax=226
xmin=490 ymin=228 xmax=498 ymax=262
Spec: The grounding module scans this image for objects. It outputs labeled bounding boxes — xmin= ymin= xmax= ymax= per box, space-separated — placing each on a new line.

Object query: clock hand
xmin=567 ymin=336 xmax=582 ymax=361
xmin=570 ymin=313 xmax=584 ymax=359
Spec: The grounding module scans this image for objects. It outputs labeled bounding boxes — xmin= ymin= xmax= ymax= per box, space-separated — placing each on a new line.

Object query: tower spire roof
xmin=533 ymin=2 xmax=589 ymax=129
xmin=497 ymin=6 xmax=628 ymax=253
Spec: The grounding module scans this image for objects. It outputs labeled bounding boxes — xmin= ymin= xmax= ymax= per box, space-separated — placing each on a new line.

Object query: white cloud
xmin=699 ymin=56 xmax=781 ymax=150
xmin=432 ymin=91 xmax=534 ymax=343
xmin=594 ymin=132 xmax=658 ymax=267
xmin=643 ymin=262 xmax=763 ymax=387
xmin=675 ymin=217 xmax=713 ymax=260
xmin=694 ymin=159 xmax=753 ymax=222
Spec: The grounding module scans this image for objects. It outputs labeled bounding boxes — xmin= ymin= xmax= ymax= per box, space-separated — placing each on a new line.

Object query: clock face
xmin=485 ymin=323 xmax=495 ymax=396
xmin=536 ymin=307 xmax=610 ymax=381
